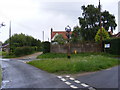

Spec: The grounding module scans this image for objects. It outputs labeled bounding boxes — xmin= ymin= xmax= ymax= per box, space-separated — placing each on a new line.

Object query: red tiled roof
xmin=51 ymin=31 xmax=72 ymax=40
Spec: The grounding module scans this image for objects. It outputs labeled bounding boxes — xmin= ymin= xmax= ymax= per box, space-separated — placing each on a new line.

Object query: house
xmin=51 ymin=28 xmax=72 ymax=41
xmin=112 ymin=32 xmax=120 ymax=37
xmin=2 ymin=43 xmax=9 ymax=53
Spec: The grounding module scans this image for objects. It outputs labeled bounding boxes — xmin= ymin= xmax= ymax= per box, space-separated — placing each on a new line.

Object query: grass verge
xmin=28 ymin=53 xmax=120 ymax=74
xmin=37 ymin=52 xmax=118 ymax=59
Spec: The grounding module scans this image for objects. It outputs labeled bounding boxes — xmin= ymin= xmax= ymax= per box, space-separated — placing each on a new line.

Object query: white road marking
xmin=57 ymin=76 xmax=62 ymax=79
xmin=1 ymin=59 xmax=10 ymax=61
xmin=57 ymin=75 xmax=96 ymax=89
xmin=81 ymin=83 xmax=89 ymax=87
xmin=65 ymin=81 xmax=71 ymax=85
xmin=70 ymin=85 xmax=78 ymax=88
xmin=1 ymin=80 xmax=10 ymax=89
xmin=65 ymin=75 xmax=70 ymax=78
xmin=74 ymin=80 xmax=81 ymax=83
xmin=61 ymin=78 xmax=66 ymax=82
xmin=69 ymin=77 xmax=75 ymax=80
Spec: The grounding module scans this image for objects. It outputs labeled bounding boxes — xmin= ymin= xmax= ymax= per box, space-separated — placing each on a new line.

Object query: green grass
xmin=37 ymin=52 xmax=118 ymax=59
xmin=28 ymin=53 xmax=120 ymax=74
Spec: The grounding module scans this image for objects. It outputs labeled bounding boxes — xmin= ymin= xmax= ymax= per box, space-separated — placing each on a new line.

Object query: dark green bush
xmin=104 ymin=38 xmax=120 ymax=55
xmin=43 ymin=42 xmax=50 ymax=53
xmin=14 ymin=46 xmax=35 ymax=56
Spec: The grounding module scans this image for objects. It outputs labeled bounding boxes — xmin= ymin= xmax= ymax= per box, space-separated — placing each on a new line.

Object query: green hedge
xmin=14 ymin=46 xmax=35 ymax=56
xmin=103 ymin=38 xmax=120 ymax=55
xmin=43 ymin=42 xmax=50 ymax=53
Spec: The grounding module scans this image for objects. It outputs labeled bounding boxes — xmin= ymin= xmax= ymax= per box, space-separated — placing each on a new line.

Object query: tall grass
xmin=28 ymin=54 xmax=119 ymax=74
xmin=37 ymin=52 xmax=117 ymax=59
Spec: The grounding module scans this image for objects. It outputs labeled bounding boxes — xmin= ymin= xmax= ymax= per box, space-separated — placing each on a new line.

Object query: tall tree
xmin=78 ymin=5 xmax=117 ymax=41
xmin=71 ymin=26 xmax=82 ymax=43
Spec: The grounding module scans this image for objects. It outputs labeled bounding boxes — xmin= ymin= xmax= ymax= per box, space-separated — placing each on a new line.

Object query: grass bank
xmin=28 ymin=53 xmax=120 ymax=74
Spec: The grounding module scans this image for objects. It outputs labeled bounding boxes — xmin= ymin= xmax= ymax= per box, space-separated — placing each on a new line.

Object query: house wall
xmin=51 ymin=43 xmax=101 ymax=53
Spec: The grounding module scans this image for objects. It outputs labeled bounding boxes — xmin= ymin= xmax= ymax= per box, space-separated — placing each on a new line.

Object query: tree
xmin=71 ymin=26 xmax=82 ymax=43
xmin=4 ymin=33 xmax=42 ymax=52
xmin=95 ymin=27 xmax=110 ymax=43
xmin=54 ymin=34 xmax=65 ymax=44
xmin=78 ymin=5 xmax=117 ymax=41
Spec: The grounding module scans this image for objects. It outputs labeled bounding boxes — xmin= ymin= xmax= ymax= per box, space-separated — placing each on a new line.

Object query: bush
xmin=95 ymin=27 xmax=110 ymax=43
xmin=14 ymin=46 xmax=35 ymax=56
xmin=103 ymin=38 xmax=120 ymax=55
xmin=43 ymin=42 xmax=50 ymax=53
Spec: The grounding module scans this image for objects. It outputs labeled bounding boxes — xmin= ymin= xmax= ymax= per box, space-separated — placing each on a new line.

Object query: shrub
xmin=95 ymin=27 xmax=110 ymax=43
xmin=14 ymin=46 xmax=35 ymax=56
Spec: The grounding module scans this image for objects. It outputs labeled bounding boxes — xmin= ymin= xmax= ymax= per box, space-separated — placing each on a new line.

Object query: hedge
xmin=14 ymin=46 xmax=35 ymax=56
xmin=43 ymin=41 xmax=50 ymax=53
xmin=103 ymin=38 xmax=120 ymax=55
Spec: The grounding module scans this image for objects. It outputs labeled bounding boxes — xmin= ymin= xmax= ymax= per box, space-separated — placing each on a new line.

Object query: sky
xmin=0 ymin=0 xmax=119 ymax=42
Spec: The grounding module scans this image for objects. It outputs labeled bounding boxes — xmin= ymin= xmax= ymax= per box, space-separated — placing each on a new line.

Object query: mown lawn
xmin=28 ymin=53 xmax=120 ymax=74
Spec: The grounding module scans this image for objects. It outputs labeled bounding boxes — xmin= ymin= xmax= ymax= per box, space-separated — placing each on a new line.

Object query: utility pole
xmin=43 ymin=31 xmax=44 ymax=42
xmin=99 ymin=0 xmax=103 ymax=52
xmin=9 ymin=21 xmax=11 ymax=54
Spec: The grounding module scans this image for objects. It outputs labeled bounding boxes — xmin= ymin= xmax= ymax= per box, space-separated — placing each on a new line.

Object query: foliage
xmin=78 ymin=5 xmax=117 ymax=41
xmin=101 ymin=11 xmax=117 ymax=32
xmin=0 ymin=51 xmax=7 ymax=56
xmin=28 ymin=53 xmax=119 ymax=74
xmin=103 ymin=38 xmax=120 ymax=55
xmin=14 ymin=46 xmax=35 ymax=56
xmin=71 ymin=26 xmax=83 ymax=43
xmin=4 ymin=33 xmax=42 ymax=56
xmin=54 ymin=34 xmax=65 ymax=44
xmin=95 ymin=27 xmax=110 ymax=43
xmin=43 ymin=41 xmax=50 ymax=53
xmin=37 ymin=53 xmax=66 ymax=59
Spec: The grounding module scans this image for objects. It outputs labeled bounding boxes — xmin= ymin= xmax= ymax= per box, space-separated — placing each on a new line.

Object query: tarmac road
xmin=1 ymin=58 xmax=120 ymax=90
xmin=1 ymin=59 xmax=69 ymax=89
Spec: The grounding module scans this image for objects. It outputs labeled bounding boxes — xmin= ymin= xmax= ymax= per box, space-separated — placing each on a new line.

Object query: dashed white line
xmin=70 ymin=85 xmax=78 ymax=88
xmin=74 ymin=80 xmax=81 ymax=83
xmin=81 ymin=83 xmax=89 ymax=87
xmin=65 ymin=81 xmax=71 ymax=85
xmin=69 ymin=77 xmax=75 ymax=80
xmin=61 ymin=78 xmax=66 ymax=82
xmin=65 ymin=75 xmax=70 ymax=78
xmin=57 ymin=76 xmax=62 ymax=79
xmin=57 ymin=75 xmax=96 ymax=89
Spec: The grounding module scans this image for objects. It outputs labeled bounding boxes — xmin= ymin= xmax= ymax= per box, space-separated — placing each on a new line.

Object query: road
xmin=1 ymin=58 xmax=120 ymax=90
xmin=1 ymin=59 xmax=69 ymax=89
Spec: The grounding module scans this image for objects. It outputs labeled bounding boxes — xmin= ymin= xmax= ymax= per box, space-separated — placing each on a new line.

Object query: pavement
xmin=10 ymin=52 xmax=42 ymax=60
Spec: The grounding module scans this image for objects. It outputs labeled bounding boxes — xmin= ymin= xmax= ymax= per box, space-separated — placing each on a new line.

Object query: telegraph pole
xmin=43 ymin=31 xmax=44 ymax=42
xmin=99 ymin=0 xmax=103 ymax=52
xmin=9 ymin=21 xmax=11 ymax=54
